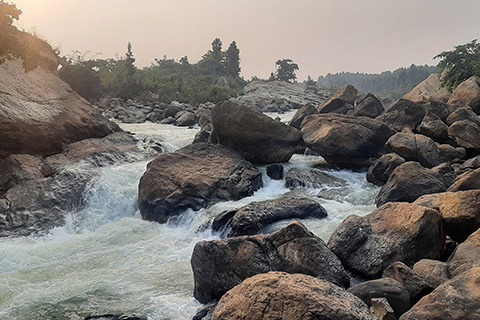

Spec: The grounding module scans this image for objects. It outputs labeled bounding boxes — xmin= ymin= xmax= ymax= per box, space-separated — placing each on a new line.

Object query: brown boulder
xmin=445 ymin=107 xmax=480 ymax=126
xmin=350 ymin=93 xmax=385 ymax=118
xmin=210 ymin=101 xmax=303 ymax=163
xmin=413 ymin=259 xmax=450 ymax=288
xmin=0 ymin=60 xmax=119 ymax=158
xmin=376 ymin=99 xmax=427 ymax=132
xmin=385 ymin=133 xmax=443 ymax=168
xmin=367 ymin=153 xmax=406 ymax=186
xmin=191 ymin=221 xmax=350 ymax=303
xmin=448 ymin=229 xmax=480 ymax=277
xmin=288 ymin=104 xmax=317 ymax=129
xmin=403 ymin=73 xmax=451 ymax=103
xmin=447 ymin=75 xmax=480 ymax=114
xmin=301 ymin=113 xmax=395 ymax=166
xmin=211 ymin=272 xmax=376 ymax=320
xmin=448 ymin=119 xmax=480 ymax=154
xmin=376 ymin=162 xmax=446 ymax=206
xmin=317 ymin=84 xmax=358 ymax=109
xmin=138 ymin=143 xmax=262 ymax=223
xmin=0 ymin=154 xmax=52 ymax=192
xmin=417 ymin=111 xmax=449 ymax=142
xmin=448 ymin=167 xmax=480 ymax=191
xmin=317 ymin=98 xmax=354 ymax=114
xmin=328 ymin=202 xmax=442 ymax=279
xmin=399 ymin=267 xmax=480 ymax=320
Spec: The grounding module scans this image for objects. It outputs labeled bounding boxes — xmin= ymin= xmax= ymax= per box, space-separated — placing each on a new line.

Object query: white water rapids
xmin=0 ymin=113 xmax=379 ymax=320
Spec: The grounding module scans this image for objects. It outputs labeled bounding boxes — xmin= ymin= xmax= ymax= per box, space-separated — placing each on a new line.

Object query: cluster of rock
xmin=135 ymin=76 xmax=480 ymax=319
xmin=96 ymin=98 xmax=215 ymax=127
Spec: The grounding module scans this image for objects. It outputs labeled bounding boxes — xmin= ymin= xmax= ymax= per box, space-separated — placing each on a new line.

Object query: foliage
xmin=434 ymin=39 xmax=480 ymax=92
xmin=317 ymin=64 xmax=437 ymax=98
xmin=226 ymin=41 xmax=241 ymax=76
xmin=272 ymin=59 xmax=299 ymax=83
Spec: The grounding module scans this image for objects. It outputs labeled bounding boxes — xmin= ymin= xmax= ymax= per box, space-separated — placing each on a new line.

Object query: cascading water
xmin=0 ymin=115 xmax=379 ymax=320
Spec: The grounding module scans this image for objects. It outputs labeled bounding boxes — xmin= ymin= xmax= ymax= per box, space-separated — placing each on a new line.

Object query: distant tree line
xmin=316 ymin=64 xmax=437 ymax=98
xmin=59 ymin=38 xmax=246 ymax=104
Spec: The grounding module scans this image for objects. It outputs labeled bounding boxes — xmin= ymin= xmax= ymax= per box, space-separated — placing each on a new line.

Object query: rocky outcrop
xmin=210 ymin=101 xmax=303 ymax=163
xmin=191 ymin=221 xmax=350 ymax=303
xmin=233 ymin=80 xmax=327 ymax=113
xmin=285 ymin=167 xmax=347 ymax=189
xmin=328 ymin=202 xmax=442 ymax=279
xmin=212 ymin=197 xmax=328 ymax=237
xmin=447 ymin=229 xmax=480 ymax=277
xmin=376 ymin=99 xmax=427 ymax=132
xmin=376 ymin=162 xmax=446 ymax=206
xmin=385 ymin=133 xmax=443 ymax=168
xmin=138 ymin=143 xmax=262 ymax=223
xmin=367 ymin=153 xmax=406 ymax=186
xmin=348 ymin=278 xmax=411 ymax=318
xmin=447 ymin=75 xmax=480 ymax=114
xmin=403 ymin=73 xmax=450 ymax=103
xmin=0 ymin=60 xmax=120 ymax=158
xmin=211 ymin=272 xmax=376 ymax=320
xmin=399 ymin=267 xmax=480 ymax=320
xmin=301 ymin=113 xmax=395 ymax=166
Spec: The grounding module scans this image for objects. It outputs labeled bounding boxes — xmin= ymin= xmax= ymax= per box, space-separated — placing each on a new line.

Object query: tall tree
xmin=211 ymin=38 xmax=223 ymax=62
xmin=434 ymin=39 xmax=480 ymax=92
xmin=226 ymin=41 xmax=241 ymax=76
xmin=274 ymin=59 xmax=299 ymax=83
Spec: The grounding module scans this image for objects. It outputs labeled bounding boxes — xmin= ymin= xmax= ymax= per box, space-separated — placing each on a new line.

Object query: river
xmin=0 ymin=113 xmax=379 ymax=320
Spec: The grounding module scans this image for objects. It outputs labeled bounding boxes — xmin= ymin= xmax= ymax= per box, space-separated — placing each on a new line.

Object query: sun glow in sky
xmin=12 ymin=0 xmax=480 ymax=80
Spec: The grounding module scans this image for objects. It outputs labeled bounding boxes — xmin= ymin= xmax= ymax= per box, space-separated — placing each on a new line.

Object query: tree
xmin=211 ymin=38 xmax=223 ymax=62
xmin=0 ymin=0 xmax=21 ymax=59
xmin=226 ymin=41 xmax=241 ymax=76
xmin=274 ymin=59 xmax=299 ymax=83
xmin=434 ymin=39 xmax=480 ymax=92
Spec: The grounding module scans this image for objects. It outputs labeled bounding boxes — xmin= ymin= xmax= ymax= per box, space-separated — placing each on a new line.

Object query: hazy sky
xmin=12 ymin=0 xmax=480 ymax=80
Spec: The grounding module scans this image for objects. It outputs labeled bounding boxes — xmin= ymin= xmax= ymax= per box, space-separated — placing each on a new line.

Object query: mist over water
xmin=0 ymin=118 xmax=378 ymax=320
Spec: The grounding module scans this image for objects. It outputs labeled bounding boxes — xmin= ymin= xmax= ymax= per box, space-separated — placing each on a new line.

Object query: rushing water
xmin=0 ymin=115 xmax=379 ymax=320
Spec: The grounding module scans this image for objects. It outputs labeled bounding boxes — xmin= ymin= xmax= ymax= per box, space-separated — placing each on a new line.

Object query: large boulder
xmin=0 ymin=59 xmax=120 ymax=158
xmin=348 ymin=278 xmax=411 ymax=318
xmin=376 ymin=162 xmax=446 ymax=206
xmin=318 ymin=84 xmax=358 ymax=109
xmin=417 ymin=111 xmax=449 ymax=142
xmin=445 ymin=106 xmax=480 ymax=126
xmin=448 ymin=167 xmax=480 ymax=191
xmin=138 ymin=143 xmax=262 ymax=223
xmin=448 ymin=119 xmax=480 ymax=154
xmin=211 ymin=272 xmax=377 ymax=320
xmin=438 ymin=190 xmax=480 ymax=242
xmin=366 ymin=153 xmax=406 ymax=186
xmin=385 ymin=133 xmax=443 ymax=168
xmin=403 ymin=73 xmax=450 ymax=103
xmin=376 ymin=99 xmax=427 ymax=132
xmin=210 ymin=101 xmax=303 ymax=163
xmin=212 ymin=197 xmax=328 ymax=237
xmin=301 ymin=113 xmax=395 ymax=166
xmin=191 ymin=221 xmax=350 ymax=303
xmin=412 ymin=259 xmax=450 ymax=288
xmin=447 ymin=229 xmax=480 ymax=277
xmin=285 ymin=167 xmax=347 ymax=189
xmin=288 ymin=104 xmax=317 ymax=129
xmin=328 ymin=202 xmax=443 ymax=279
xmin=317 ymin=98 xmax=353 ymax=114
xmin=447 ymin=75 xmax=480 ymax=114
xmin=399 ymin=267 xmax=480 ymax=320
xmin=0 ymin=154 xmax=52 ymax=192
xmin=350 ymin=93 xmax=384 ymax=118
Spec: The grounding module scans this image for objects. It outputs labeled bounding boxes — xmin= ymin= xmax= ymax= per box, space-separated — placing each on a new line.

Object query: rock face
xmin=233 ymin=80 xmax=327 ymax=113
xmin=447 ymin=229 xmax=480 ymax=277
xmin=376 ymin=99 xmax=427 ymax=132
xmin=328 ymin=202 xmax=442 ymax=279
xmin=213 ymin=197 xmax=328 ymax=237
xmin=385 ymin=133 xmax=443 ymax=168
xmin=138 ymin=143 xmax=262 ymax=223
xmin=211 ymin=272 xmax=377 ymax=320
xmin=210 ymin=101 xmax=303 ymax=163
xmin=447 ymin=75 xmax=480 ymax=114
xmin=348 ymin=278 xmax=411 ymax=318
xmin=0 ymin=60 xmax=120 ymax=158
xmin=301 ymin=114 xmax=395 ymax=166
xmin=399 ymin=267 xmax=480 ymax=320
xmin=403 ymin=73 xmax=450 ymax=103
xmin=191 ymin=221 xmax=350 ymax=303
xmin=437 ymin=190 xmax=480 ymax=242
xmin=376 ymin=162 xmax=446 ymax=206
xmin=367 ymin=153 xmax=406 ymax=186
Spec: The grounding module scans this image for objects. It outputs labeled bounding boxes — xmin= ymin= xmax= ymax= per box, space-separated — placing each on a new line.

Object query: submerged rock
xmin=210 ymin=101 xmax=303 ymax=163
xmin=138 ymin=143 xmax=262 ymax=223
xmin=211 ymin=271 xmax=376 ymax=320
xmin=192 ymin=221 xmax=350 ymax=303
xmin=328 ymin=202 xmax=442 ymax=279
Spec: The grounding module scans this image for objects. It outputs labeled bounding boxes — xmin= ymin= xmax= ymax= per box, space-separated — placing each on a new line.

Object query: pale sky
xmin=12 ymin=0 xmax=480 ymax=80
